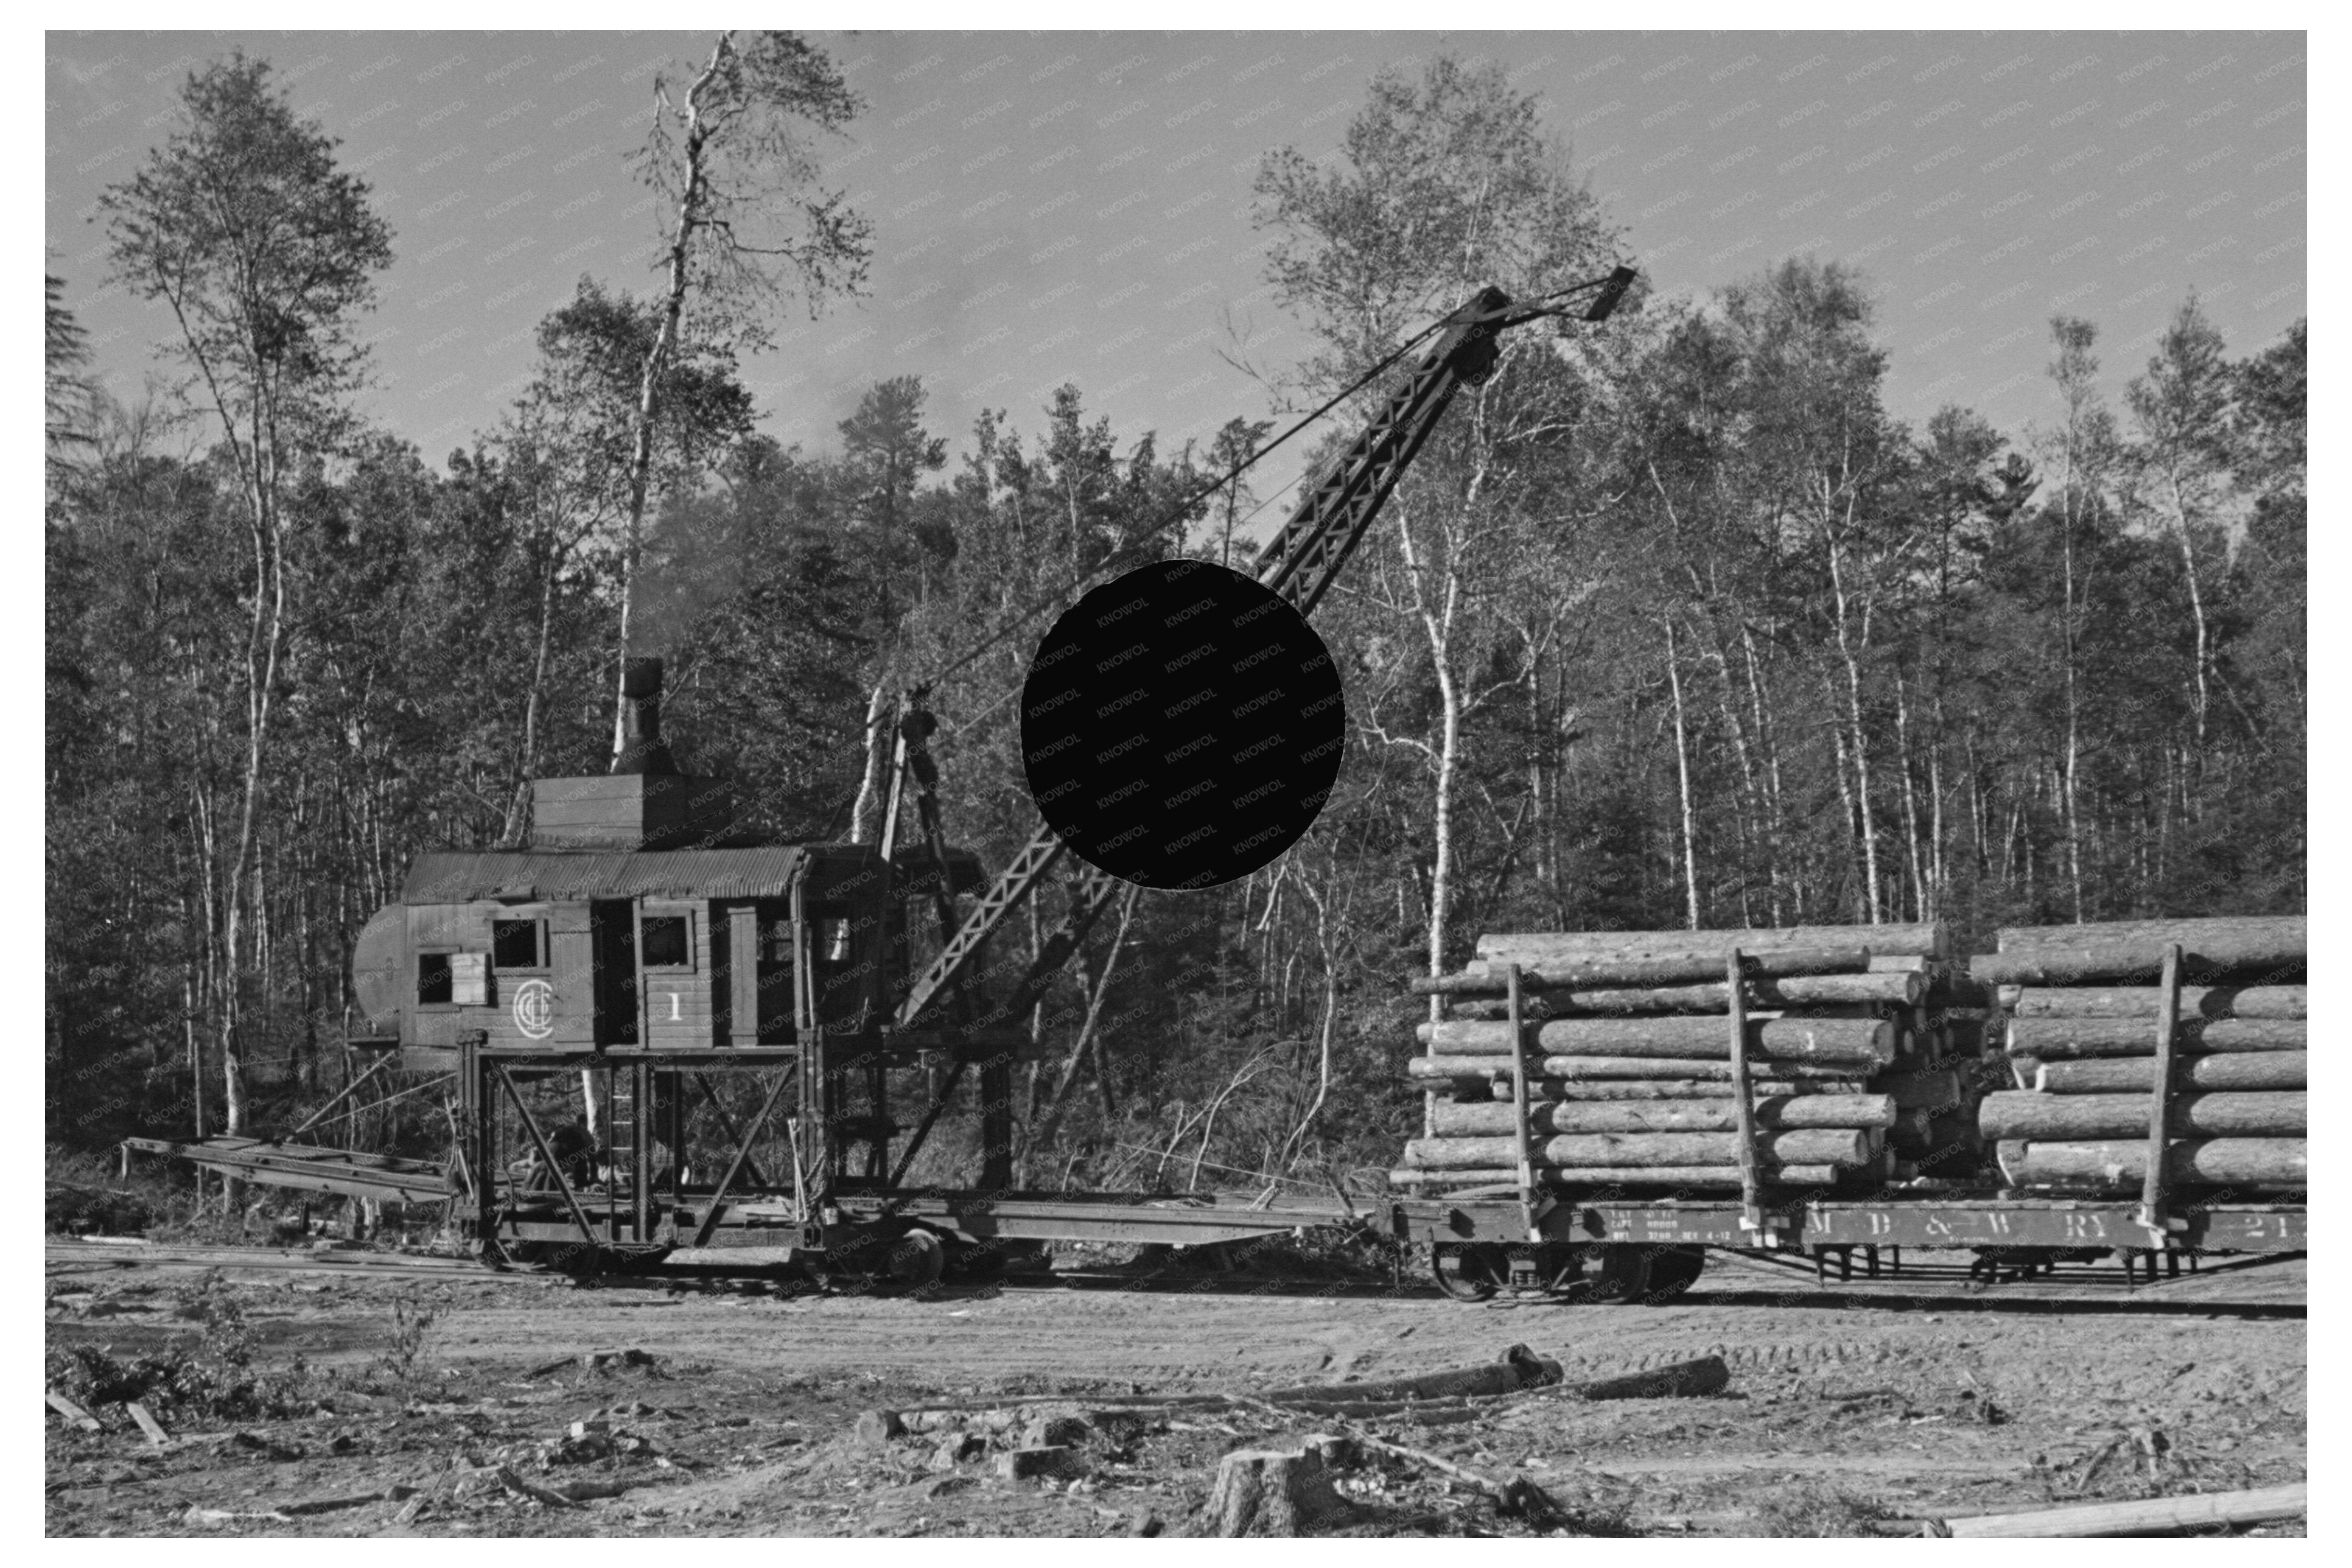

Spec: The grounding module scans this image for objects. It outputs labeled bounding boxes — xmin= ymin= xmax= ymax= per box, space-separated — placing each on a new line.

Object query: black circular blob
xmin=1021 ymin=561 xmax=1345 ymax=889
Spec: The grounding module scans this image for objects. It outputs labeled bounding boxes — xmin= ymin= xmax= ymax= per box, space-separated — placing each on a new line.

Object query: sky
xmin=45 ymin=28 xmax=2306 ymax=520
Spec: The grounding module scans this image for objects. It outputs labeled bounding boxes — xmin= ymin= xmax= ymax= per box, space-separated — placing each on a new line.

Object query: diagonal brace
xmin=886 ymin=1056 xmax=970 ymax=1189
xmin=282 ymin=1053 xmax=396 ymax=1143
xmin=690 ymin=1072 xmax=768 ymax=1189
xmin=691 ymin=1063 xmax=798 ymax=1250
xmin=494 ymin=1064 xmax=600 ymax=1248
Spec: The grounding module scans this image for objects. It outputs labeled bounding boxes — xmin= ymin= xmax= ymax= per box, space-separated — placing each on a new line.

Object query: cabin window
xmin=492 ymin=919 xmax=544 ymax=970
xmin=819 ymin=915 xmax=852 ymax=964
xmin=760 ymin=917 xmax=795 ymax=970
xmin=641 ymin=912 xmax=691 ymax=970
xmin=417 ymin=952 xmax=453 ymax=1006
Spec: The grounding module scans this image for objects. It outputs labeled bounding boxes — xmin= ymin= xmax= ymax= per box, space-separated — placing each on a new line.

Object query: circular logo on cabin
xmin=511 ymin=979 xmax=556 ymax=1040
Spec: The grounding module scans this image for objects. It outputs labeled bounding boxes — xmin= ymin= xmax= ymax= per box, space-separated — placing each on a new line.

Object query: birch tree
xmin=612 ymin=30 xmax=872 ymax=756
xmin=100 ymin=55 xmax=392 ymax=1136
xmin=1253 ymin=54 xmax=1618 ymax=994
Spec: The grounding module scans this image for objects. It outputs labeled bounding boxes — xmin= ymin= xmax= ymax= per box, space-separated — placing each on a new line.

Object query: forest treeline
xmin=46 ymin=46 xmax=2304 ymax=1193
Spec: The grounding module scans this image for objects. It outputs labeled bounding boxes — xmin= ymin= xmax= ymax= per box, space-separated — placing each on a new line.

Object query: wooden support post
xmin=1725 ymin=949 xmax=1766 ymax=1238
xmin=1505 ymin=964 xmax=1538 ymax=1242
xmin=2138 ymin=943 xmax=2185 ymax=1247
xmin=633 ymin=1058 xmax=653 ymax=1243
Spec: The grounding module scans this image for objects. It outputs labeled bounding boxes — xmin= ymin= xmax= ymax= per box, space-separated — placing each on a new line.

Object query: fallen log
xmin=495 ymin=1465 xmax=583 ymax=1510
xmin=1432 ymin=1094 xmax=1894 ymax=1136
xmin=1998 ymin=1137 xmax=2307 ymax=1188
xmin=2035 ymin=1052 xmax=2306 ymax=1094
xmin=1934 ymin=1480 xmax=2305 ymax=1538
xmin=1412 ymin=948 xmax=1871 ymax=993
xmin=1402 ymin=1127 xmax=1876 ymax=1169
xmin=1260 ymin=1356 xmax=1734 ymax=1420
xmin=2009 ymin=984 xmax=2305 ymax=1020
xmin=1477 ymin=922 xmax=1949 ymax=961
xmin=1261 ymin=1344 xmax=1559 ymax=1406
xmin=1979 ymin=1091 xmax=2306 ymax=1141
xmin=1417 ymin=1016 xmax=1893 ymax=1065
xmin=1405 ymin=1054 xmax=1868 ymax=1083
xmin=2004 ymin=1017 xmax=2303 ymax=1059
xmin=1568 ymin=1355 xmax=1732 ymax=1400
xmin=1389 ymin=1164 xmax=1850 ymax=1188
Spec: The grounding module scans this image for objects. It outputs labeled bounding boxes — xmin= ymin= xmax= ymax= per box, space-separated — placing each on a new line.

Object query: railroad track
xmin=44 ymin=1238 xmax=510 ymax=1284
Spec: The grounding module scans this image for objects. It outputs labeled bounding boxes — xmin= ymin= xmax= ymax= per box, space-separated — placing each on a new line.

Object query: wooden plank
xmin=127 ymin=1401 xmax=169 ymax=1447
xmin=727 ymin=903 xmax=760 ymax=1046
xmin=1939 ymin=1482 xmax=2305 ymax=1538
xmin=547 ymin=903 xmax=596 ymax=1045
xmin=46 ymin=1390 xmax=102 ymax=1431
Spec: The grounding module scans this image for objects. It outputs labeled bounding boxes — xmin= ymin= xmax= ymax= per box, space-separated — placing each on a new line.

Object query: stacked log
xmin=1390 ymin=923 xmax=1984 ymax=1195
xmin=1975 ymin=917 xmax=2306 ymax=1192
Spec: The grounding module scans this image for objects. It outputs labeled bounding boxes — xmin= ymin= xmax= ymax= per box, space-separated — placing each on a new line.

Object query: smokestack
xmin=612 ymin=656 xmax=679 ymax=775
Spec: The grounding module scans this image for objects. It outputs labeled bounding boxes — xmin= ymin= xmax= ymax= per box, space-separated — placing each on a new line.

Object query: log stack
xmin=1973 ymin=916 xmax=2306 ymax=1193
xmin=1390 ymin=922 xmax=1990 ymax=1195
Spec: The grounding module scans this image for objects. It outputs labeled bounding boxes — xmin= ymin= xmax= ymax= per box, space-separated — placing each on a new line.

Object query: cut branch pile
xmin=1981 ymin=916 xmax=2306 ymax=1193
xmin=1393 ymin=922 xmax=1989 ymax=1194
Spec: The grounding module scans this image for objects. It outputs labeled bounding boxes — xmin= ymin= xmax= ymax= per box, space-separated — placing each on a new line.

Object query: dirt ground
xmin=44 ymin=1239 xmax=2306 ymax=1538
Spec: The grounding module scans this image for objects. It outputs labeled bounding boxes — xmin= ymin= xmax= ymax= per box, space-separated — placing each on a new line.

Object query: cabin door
xmin=590 ymin=899 xmax=640 ymax=1046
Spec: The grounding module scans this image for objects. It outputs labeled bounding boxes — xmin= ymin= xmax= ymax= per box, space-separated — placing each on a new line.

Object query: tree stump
xmin=1204 ymin=1437 xmax=1354 ymax=1537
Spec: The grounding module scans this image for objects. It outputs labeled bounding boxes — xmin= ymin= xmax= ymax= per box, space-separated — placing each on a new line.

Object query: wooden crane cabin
xmin=346 ymin=660 xmax=982 ymax=1071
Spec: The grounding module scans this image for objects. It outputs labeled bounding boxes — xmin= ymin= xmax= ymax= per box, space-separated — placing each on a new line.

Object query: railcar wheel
xmin=1580 ymin=1245 xmax=1653 ymax=1304
xmin=885 ymin=1229 xmax=947 ymax=1294
xmin=1636 ymin=1247 xmax=1706 ymax=1303
xmin=1432 ymin=1242 xmax=1508 ymax=1302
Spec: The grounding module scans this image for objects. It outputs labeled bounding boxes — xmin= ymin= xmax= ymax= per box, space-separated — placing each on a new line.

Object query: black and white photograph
xmin=42 ymin=12 xmax=2309 ymax=1541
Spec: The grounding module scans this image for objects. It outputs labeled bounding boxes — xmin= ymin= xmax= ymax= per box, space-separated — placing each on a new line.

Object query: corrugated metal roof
xmin=404 ymin=848 xmax=814 ymax=903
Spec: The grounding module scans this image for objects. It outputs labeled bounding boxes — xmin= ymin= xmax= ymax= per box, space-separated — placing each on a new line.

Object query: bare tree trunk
xmin=1893 ymin=675 xmax=1928 ymax=922
xmin=1824 ymin=529 xmax=1883 ymax=924
xmin=502 ymin=529 xmax=562 ymax=845
xmin=2165 ymin=469 xmax=2213 ymax=757
xmin=847 ymin=681 xmax=893 ymax=844
xmin=614 ymin=35 xmax=732 ymax=756
xmin=1827 ymin=713 xmax=1864 ymax=924
xmin=1662 ymin=618 xmax=1703 ymax=930
xmin=1740 ymin=623 xmax=1787 ymax=925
